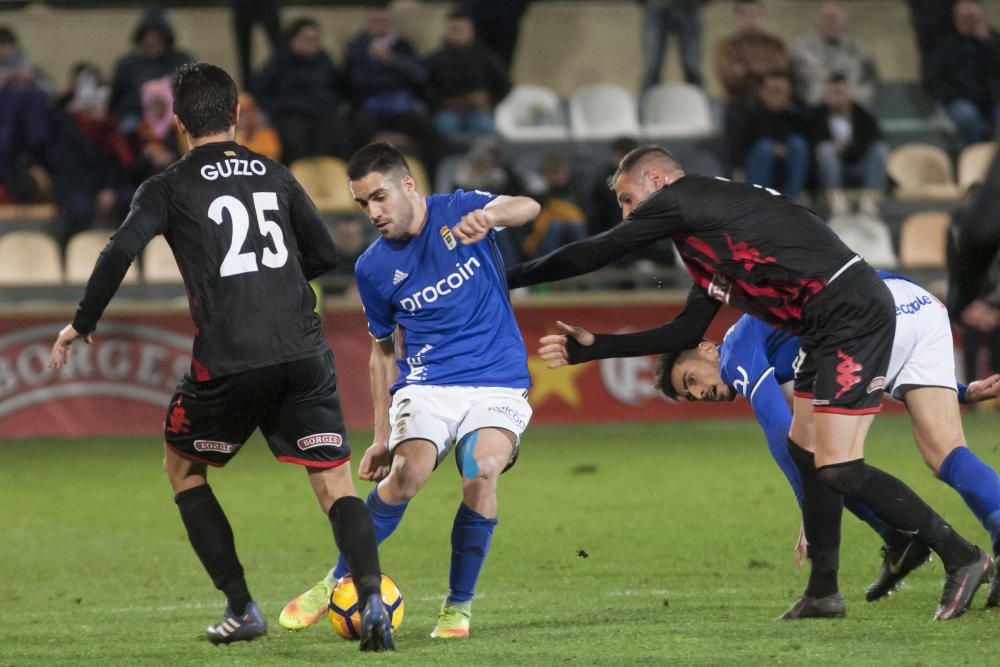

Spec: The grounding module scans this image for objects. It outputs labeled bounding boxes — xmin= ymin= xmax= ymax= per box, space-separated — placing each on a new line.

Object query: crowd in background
xmin=0 ymin=1 xmax=998 ymax=289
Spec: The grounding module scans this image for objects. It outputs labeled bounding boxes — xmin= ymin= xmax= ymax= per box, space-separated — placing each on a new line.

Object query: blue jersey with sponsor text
xmin=355 ymin=189 xmax=531 ymax=394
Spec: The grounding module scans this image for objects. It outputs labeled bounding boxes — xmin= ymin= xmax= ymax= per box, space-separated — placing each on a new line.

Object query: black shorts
xmin=163 ymin=350 xmax=351 ymax=468
xmin=793 ymin=261 xmax=895 ymax=414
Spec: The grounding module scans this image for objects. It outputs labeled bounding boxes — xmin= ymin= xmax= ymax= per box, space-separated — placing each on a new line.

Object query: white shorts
xmin=387 ymin=385 xmax=532 ymax=467
xmin=884 ymin=278 xmax=956 ymax=400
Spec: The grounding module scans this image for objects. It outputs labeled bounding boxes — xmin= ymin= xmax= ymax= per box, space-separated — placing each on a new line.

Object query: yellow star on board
xmin=527 ymin=355 xmax=588 ymax=408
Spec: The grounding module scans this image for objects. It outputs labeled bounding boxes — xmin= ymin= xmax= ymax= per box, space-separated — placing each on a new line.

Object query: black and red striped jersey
xmin=611 ymin=175 xmax=857 ymax=332
xmin=72 ymin=141 xmax=338 ymax=379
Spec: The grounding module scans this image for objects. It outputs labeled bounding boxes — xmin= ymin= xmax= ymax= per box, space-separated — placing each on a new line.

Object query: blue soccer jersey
xmin=355 ymin=189 xmax=531 ymax=394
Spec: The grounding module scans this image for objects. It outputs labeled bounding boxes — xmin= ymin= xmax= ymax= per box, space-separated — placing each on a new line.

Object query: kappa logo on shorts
xmin=834 ymin=349 xmax=863 ymax=399
xmin=297 ymin=433 xmax=344 ymax=450
xmin=867 ymin=376 xmax=887 ymax=394
xmin=193 ymin=440 xmax=240 ymax=454
xmin=166 ymin=402 xmax=191 ymax=435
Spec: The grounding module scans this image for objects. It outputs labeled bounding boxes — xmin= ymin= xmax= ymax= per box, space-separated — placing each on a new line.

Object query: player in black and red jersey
xmin=47 ymin=63 xmax=394 ymax=651
xmin=506 ymin=145 xmax=992 ymax=621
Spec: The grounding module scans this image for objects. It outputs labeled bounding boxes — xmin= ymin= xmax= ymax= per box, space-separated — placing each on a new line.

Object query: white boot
xmin=827 ymin=189 xmax=850 ymax=218
xmin=858 ymin=190 xmax=882 ymax=218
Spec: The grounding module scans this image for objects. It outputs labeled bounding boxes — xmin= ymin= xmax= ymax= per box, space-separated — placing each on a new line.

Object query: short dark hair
xmin=653 ymin=344 xmax=701 ymax=400
xmin=347 ymin=142 xmax=412 ymax=181
xmin=284 ymin=17 xmax=320 ymax=45
xmin=608 ymin=145 xmax=683 ymax=191
xmin=0 ymin=25 xmax=17 ymax=45
xmin=170 ymin=62 xmax=238 ymax=139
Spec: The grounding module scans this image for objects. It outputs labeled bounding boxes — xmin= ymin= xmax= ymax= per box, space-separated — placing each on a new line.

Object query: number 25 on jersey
xmin=209 ymin=192 xmax=289 ymax=277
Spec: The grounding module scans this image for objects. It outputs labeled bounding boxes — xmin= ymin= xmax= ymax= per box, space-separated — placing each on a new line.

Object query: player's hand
xmin=359 ymin=441 xmax=392 ymax=482
xmin=966 ymin=374 xmax=1000 ymax=402
xmin=794 ymin=523 xmax=809 ymax=569
xmin=48 ymin=324 xmax=92 ymax=369
xmin=537 ymin=320 xmax=594 ymax=369
xmin=453 ymin=209 xmax=494 ymax=245
xmin=961 ymin=299 xmax=1000 ymax=332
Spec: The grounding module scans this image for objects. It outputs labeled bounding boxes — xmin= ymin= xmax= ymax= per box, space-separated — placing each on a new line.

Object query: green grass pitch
xmin=2 ymin=413 xmax=999 ymax=665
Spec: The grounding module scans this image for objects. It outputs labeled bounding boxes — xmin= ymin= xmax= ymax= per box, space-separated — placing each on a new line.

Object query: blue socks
xmin=939 ymin=446 xmax=1000 ymax=551
xmin=332 ymin=486 xmax=408 ymax=580
xmin=447 ymin=503 xmax=497 ymax=604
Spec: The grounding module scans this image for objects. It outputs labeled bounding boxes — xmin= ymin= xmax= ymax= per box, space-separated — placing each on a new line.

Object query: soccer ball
xmin=328 ymin=573 xmax=404 ymax=640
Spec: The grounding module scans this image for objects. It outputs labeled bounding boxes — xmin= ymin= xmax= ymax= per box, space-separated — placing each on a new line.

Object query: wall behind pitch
xmin=0 ymin=301 xmax=754 ymax=439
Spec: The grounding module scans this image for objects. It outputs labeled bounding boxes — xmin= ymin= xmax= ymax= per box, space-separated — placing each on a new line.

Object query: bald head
xmin=610 ymin=146 xmax=685 ymax=218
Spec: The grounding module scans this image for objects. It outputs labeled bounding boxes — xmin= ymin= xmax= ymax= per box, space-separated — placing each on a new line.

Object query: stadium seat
xmin=0 ymin=230 xmax=63 ymax=285
xmin=569 ymin=84 xmax=640 ymax=142
xmin=957 ymin=141 xmax=997 ymax=191
xmin=289 ymin=157 xmax=355 ymax=214
xmin=142 ymin=235 xmax=183 ymax=284
xmin=898 ymin=211 xmax=951 ymax=268
xmin=65 ymin=230 xmax=139 ymax=285
xmin=887 ymin=143 xmax=961 ymax=201
xmin=494 ymin=85 xmax=570 ymax=143
xmin=640 ymin=83 xmax=715 ymax=140
xmin=871 ymin=80 xmax=940 ymax=134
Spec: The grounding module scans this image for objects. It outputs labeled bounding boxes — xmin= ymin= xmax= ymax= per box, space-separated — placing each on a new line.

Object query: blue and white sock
xmin=447 ymin=503 xmax=497 ymax=604
xmin=939 ymin=446 xmax=1000 ymax=552
xmin=330 ymin=485 xmax=408 ymax=581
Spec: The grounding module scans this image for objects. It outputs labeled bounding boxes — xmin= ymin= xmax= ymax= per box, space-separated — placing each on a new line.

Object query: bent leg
xmin=448 ymin=428 xmax=516 ymax=605
xmin=906 ymin=385 xmax=1000 ymax=550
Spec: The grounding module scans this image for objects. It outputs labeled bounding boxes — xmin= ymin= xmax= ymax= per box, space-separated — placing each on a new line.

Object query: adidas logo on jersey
xmin=399 ymin=257 xmax=481 ymax=312
xmin=393 ymin=269 xmax=409 ymax=285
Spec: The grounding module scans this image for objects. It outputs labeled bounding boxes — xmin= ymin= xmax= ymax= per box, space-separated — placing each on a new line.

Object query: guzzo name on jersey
xmin=895 ymin=294 xmax=934 ymax=316
xmin=399 ymin=257 xmax=481 ymax=312
xmin=201 ymin=159 xmax=267 ymax=181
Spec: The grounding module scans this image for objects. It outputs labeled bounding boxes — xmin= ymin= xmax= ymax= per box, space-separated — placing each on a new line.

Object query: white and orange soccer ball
xmin=328 ymin=573 xmax=404 ymax=640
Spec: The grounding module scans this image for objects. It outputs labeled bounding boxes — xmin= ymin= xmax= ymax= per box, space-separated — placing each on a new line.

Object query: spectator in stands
xmin=927 ymin=0 xmax=1000 ymax=147
xmin=640 ymin=0 xmax=708 ymax=94
xmin=733 ymin=71 xmax=809 ymax=200
xmin=254 ymin=17 xmax=347 ymax=164
xmin=714 ymin=0 xmax=788 ymax=108
xmin=949 ymin=184 xmax=1000 ymax=392
xmin=109 ymin=9 xmax=193 ymax=134
xmin=790 ymin=1 xmax=878 ymax=108
xmin=906 ymin=0 xmax=956 ymax=93
xmin=231 ymin=0 xmax=282 ymax=90
xmin=130 ymin=75 xmax=181 ymax=182
xmin=809 ymin=73 xmax=888 ymax=217
xmin=425 ymin=9 xmax=510 ymax=143
xmin=453 ymin=137 xmax=526 ymax=265
xmin=0 ymin=25 xmax=52 ymax=203
xmin=460 ymin=0 xmax=531 ymax=72
xmin=327 ymin=215 xmax=369 ymax=297
xmin=522 ymin=151 xmax=588 ymax=259
xmin=235 ymin=92 xmax=281 ymax=161
xmin=345 ymin=4 xmax=441 ymax=172
xmin=48 ymin=63 xmax=134 ymax=245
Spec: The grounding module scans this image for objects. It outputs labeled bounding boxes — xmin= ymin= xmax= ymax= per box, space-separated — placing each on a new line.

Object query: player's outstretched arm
xmin=965 ymin=374 xmax=1000 ymax=402
xmin=538 ymin=285 xmax=721 ymax=365
xmin=453 ymin=195 xmax=540 ymax=245
xmin=359 ymin=337 xmax=396 ymax=482
xmin=506 ymin=230 xmax=633 ymax=289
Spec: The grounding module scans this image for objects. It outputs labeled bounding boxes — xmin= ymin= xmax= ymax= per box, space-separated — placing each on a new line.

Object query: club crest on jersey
xmin=440 ymin=226 xmax=457 ymax=250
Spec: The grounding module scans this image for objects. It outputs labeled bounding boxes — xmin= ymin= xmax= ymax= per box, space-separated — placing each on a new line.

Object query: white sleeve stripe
xmin=749 ymin=367 xmax=775 ymax=401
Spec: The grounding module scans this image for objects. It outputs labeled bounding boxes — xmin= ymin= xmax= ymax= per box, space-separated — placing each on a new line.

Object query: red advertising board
xmin=0 ymin=301 xmax=760 ymax=439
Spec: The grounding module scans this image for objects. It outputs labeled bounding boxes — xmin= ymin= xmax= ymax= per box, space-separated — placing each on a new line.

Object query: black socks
xmin=329 ymin=496 xmax=382 ymax=604
xmin=787 ymin=439 xmax=842 ymax=598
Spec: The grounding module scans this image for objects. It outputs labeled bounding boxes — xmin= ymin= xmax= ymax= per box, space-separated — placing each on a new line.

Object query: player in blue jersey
xmin=280 ymin=142 xmax=540 ymax=638
xmin=538 ymin=272 xmax=1000 ymax=615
